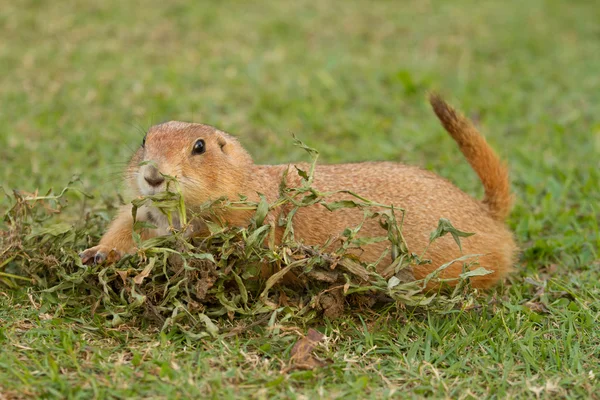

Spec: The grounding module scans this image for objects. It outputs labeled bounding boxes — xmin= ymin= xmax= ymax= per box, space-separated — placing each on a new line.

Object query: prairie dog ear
xmin=214 ymin=131 xmax=254 ymax=164
xmin=216 ymin=134 xmax=228 ymax=153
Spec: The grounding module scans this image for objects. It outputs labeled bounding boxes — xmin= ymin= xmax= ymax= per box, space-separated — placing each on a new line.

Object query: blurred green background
xmin=1 ymin=1 xmax=599 ymax=397
xmin=2 ymin=0 xmax=598 ymax=190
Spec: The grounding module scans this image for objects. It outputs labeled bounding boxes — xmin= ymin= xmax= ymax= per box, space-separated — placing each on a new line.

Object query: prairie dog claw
xmin=80 ymin=245 xmax=122 ymax=265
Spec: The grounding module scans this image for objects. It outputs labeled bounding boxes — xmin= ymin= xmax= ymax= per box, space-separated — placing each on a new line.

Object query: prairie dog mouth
xmin=138 ymin=164 xmax=165 ymax=195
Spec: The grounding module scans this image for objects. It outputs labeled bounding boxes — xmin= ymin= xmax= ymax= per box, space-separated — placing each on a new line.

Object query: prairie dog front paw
xmin=79 ymin=245 xmax=122 ymax=265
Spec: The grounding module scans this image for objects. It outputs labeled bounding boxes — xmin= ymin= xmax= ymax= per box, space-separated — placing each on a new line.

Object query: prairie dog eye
xmin=142 ymin=135 xmax=147 ymax=148
xmin=192 ymin=139 xmax=206 ymax=155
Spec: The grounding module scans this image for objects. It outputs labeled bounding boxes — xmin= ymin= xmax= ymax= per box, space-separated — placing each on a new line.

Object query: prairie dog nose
xmin=144 ymin=166 xmax=165 ymax=187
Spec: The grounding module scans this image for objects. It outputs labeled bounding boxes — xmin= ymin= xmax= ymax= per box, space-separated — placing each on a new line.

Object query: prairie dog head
xmin=127 ymin=121 xmax=253 ymax=208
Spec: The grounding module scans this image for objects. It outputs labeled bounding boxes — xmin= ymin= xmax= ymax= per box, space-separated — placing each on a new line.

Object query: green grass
xmin=1 ymin=0 xmax=600 ymax=398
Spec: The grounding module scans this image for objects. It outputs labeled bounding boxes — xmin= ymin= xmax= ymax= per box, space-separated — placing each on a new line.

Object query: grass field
xmin=1 ymin=0 xmax=600 ymax=398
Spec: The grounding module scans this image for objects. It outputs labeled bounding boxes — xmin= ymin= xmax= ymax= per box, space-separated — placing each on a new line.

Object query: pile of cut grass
xmin=1 ymin=142 xmax=486 ymax=339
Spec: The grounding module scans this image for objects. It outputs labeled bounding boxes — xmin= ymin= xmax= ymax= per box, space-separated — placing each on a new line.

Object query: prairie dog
xmin=80 ymin=95 xmax=517 ymax=289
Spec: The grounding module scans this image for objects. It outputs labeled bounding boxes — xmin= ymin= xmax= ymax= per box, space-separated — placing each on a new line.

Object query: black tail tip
xmin=428 ymin=92 xmax=444 ymax=107
xmin=428 ymin=92 xmax=457 ymax=124
xmin=428 ymin=92 xmax=446 ymax=112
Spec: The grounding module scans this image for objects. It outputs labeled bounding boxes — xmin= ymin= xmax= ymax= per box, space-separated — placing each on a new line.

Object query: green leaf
xmin=197 ymin=313 xmax=219 ymax=338
xmin=245 ymin=224 xmax=271 ymax=249
xmin=133 ymin=220 xmax=157 ymax=231
xmin=25 ymin=223 xmax=72 ymax=240
xmin=323 ymin=200 xmax=360 ymax=211
xmin=232 ymin=272 xmax=249 ymax=305
xmin=459 ymin=267 xmax=493 ymax=279
xmin=295 ymin=167 xmax=309 ymax=180
xmin=253 ymin=194 xmax=269 ymax=226
xmin=187 ymin=252 xmax=216 ymax=263
xmin=429 ymin=218 xmax=475 ymax=251
xmin=387 ymin=276 xmax=401 ymax=289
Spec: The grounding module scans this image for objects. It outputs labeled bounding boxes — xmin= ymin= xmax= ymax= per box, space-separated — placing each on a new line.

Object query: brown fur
xmin=80 ymin=95 xmax=517 ymax=289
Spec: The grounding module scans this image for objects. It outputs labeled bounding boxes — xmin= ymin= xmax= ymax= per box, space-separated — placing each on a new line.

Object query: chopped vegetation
xmin=1 ymin=141 xmax=484 ymax=337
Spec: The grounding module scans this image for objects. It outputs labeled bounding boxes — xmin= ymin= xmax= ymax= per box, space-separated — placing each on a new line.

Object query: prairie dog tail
xmin=429 ymin=94 xmax=512 ymax=221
